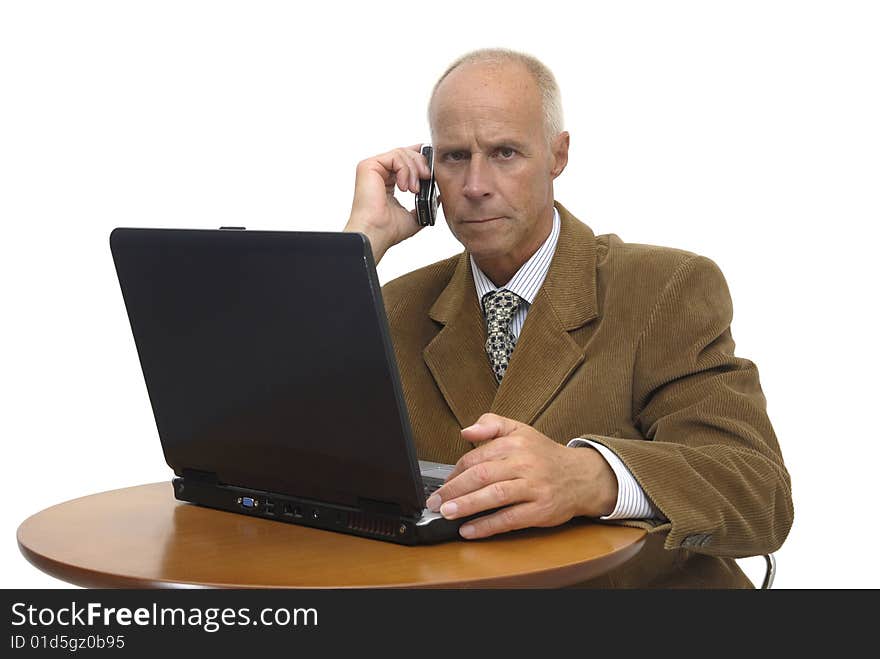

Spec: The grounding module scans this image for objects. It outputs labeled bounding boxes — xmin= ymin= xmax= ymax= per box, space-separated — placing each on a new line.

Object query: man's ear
xmin=550 ymin=131 xmax=570 ymax=179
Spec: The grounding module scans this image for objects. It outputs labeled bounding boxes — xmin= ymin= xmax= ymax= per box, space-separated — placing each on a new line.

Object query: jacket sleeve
xmin=581 ymin=255 xmax=794 ymax=557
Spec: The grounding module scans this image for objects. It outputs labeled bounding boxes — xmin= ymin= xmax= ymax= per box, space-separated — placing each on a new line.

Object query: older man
xmin=344 ymin=49 xmax=793 ymax=588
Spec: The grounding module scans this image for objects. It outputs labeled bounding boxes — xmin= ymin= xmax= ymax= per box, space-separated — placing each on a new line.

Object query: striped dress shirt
xmin=470 ymin=208 xmax=665 ymax=521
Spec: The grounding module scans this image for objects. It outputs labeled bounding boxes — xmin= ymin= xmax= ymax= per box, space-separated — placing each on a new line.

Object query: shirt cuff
xmin=567 ymin=437 xmax=667 ymax=521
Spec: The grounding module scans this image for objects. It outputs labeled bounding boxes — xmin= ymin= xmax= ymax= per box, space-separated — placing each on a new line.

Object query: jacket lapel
xmin=422 ymin=254 xmax=498 ymax=429
xmin=423 ymin=202 xmax=600 ymax=429
xmin=491 ymin=203 xmax=600 ymax=424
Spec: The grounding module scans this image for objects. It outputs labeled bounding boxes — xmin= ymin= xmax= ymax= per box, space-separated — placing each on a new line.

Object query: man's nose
xmin=462 ymin=156 xmax=493 ymax=199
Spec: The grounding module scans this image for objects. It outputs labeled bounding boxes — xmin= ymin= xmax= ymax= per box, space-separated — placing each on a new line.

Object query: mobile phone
xmin=415 ymin=144 xmax=439 ymax=227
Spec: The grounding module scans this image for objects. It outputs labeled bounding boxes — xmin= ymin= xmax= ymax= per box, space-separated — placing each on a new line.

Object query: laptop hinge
xmin=181 ymin=468 xmax=219 ymax=484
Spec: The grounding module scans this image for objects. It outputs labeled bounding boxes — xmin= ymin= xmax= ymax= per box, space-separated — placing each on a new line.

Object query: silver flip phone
xmin=415 ymin=144 xmax=439 ymax=227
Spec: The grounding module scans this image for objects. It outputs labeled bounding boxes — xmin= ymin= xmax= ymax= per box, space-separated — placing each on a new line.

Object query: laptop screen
xmin=110 ymin=228 xmax=425 ymax=516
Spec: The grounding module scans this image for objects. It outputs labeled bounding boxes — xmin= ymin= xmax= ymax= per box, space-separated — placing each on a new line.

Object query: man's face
xmin=429 ymin=61 xmax=568 ymax=277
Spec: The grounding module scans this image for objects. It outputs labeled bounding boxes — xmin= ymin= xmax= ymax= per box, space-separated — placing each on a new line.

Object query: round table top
xmin=18 ymin=482 xmax=646 ymax=588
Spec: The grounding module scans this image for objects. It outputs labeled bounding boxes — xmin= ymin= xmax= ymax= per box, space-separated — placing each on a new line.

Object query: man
xmin=344 ymin=49 xmax=793 ymax=588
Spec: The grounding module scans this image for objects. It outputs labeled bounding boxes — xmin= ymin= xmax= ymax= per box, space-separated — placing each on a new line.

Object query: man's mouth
xmin=463 ymin=217 xmax=503 ymax=224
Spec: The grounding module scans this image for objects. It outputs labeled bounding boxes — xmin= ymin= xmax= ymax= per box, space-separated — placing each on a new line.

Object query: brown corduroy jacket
xmin=381 ymin=201 xmax=794 ymax=588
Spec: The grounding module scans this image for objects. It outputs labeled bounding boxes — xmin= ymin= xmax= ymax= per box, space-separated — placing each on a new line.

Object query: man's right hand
xmin=343 ymin=144 xmax=432 ymax=264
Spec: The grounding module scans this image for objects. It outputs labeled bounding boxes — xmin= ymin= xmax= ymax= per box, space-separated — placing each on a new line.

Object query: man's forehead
xmin=430 ymin=62 xmax=543 ymax=141
xmin=431 ymin=107 xmax=534 ymax=146
xmin=438 ymin=59 xmax=536 ymax=93
xmin=432 ymin=62 xmax=538 ymax=110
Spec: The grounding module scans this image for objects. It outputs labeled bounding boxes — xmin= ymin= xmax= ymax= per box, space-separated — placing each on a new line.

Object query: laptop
xmin=109 ymin=226 xmax=473 ymax=545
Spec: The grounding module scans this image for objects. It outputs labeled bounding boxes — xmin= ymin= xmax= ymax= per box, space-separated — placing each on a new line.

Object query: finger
xmin=408 ymin=150 xmax=430 ymax=192
xmin=439 ymin=475 xmax=528 ymax=521
xmin=461 ymin=413 xmax=523 ymax=445
xmin=371 ymin=149 xmax=416 ymax=194
xmin=443 ymin=436 xmax=518 ymax=483
xmin=378 ymin=145 xmax=429 ymax=193
xmin=388 ymin=149 xmax=415 ymax=192
xmin=403 ymin=143 xmax=432 ymax=186
xmin=413 ymin=148 xmax=431 ymax=180
xmin=404 ymin=152 xmax=425 ymax=193
xmin=372 ymin=160 xmax=405 ymax=195
xmin=393 ymin=153 xmax=412 ymax=193
xmin=433 ymin=458 xmax=514 ymax=509
xmin=395 ymin=148 xmax=426 ymax=193
xmin=458 ymin=502 xmax=541 ymax=540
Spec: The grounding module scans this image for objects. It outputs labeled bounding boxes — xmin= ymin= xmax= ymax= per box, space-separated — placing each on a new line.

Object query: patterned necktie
xmin=482 ymin=289 xmax=524 ymax=383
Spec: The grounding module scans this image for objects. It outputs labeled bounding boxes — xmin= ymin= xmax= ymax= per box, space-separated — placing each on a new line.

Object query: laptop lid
xmin=110 ymin=227 xmax=427 ymax=517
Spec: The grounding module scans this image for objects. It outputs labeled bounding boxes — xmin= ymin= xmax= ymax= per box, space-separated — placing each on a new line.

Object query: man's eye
xmin=496 ymin=147 xmax=516 ymax=159
xmin=444 ymin=151 xmax=467 ymax=162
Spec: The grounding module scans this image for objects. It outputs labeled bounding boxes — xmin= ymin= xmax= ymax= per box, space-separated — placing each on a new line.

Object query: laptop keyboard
xmin=423 ymin=476 xmax=444 ymax=497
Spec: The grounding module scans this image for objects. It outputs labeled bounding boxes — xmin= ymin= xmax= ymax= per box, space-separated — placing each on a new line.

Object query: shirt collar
xmin=471 ymin=207 xmax=561 ymax=305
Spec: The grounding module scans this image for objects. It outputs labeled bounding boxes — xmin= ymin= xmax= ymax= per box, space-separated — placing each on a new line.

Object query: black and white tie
xmin=482 ymin=289 xmax=523 ymax=383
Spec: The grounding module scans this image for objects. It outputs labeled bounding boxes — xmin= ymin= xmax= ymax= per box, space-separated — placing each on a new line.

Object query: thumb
xmin=461 ymin=414 xmax=521 ymax=444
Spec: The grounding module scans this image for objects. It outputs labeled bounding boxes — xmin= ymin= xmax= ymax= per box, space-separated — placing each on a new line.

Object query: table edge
xmin=17 ymin=483 xmax=648 ymax=589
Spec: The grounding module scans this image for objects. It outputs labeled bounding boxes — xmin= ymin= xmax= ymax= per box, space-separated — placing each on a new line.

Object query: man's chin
xmin=453 ymin=217 xmax=509 ymax=240
xmin=462 ymin=241 xmax=510 ymax=262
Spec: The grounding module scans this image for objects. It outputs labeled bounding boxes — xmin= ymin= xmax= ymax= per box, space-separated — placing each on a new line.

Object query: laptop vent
xmin=346 ymin=513 xmax=396 ymax=538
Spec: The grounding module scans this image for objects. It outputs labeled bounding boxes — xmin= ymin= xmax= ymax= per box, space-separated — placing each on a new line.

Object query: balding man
xmin=344 ymin=48 xmax=793 ymax=588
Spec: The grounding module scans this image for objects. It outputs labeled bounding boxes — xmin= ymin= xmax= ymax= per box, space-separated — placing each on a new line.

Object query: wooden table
xmin=17 ymin=482 xmax=646 ymax=588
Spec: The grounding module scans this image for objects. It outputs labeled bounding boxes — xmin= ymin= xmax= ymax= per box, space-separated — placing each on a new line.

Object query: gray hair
xmin=428 ymin=48 xmax=564 ymax=144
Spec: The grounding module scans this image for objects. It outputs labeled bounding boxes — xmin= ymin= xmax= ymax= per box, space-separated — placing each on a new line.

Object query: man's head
xmin=428 ymin=49 xmax=569 ymax=285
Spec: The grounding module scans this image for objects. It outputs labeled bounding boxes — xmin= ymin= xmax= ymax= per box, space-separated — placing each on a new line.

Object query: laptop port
xmin=293 ymin=507 xmax=303 ymax=518
xmin=311 ymin=509 xmax=320 ymax=520
xmin=282 ymin=504 xmax=293 ymax=516
xmin=238 ymin=497 xmax=257 ymax=509
xmin=265 ymin=500 xmax=275 ymax=515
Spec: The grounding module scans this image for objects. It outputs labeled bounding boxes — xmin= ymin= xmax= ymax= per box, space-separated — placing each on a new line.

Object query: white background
xmin=1 ymin=1 xmax=878 ymax=589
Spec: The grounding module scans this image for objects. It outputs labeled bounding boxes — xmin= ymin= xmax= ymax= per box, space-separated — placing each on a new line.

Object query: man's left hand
xmin=426 ymin=413 xmax=619 ymax=539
